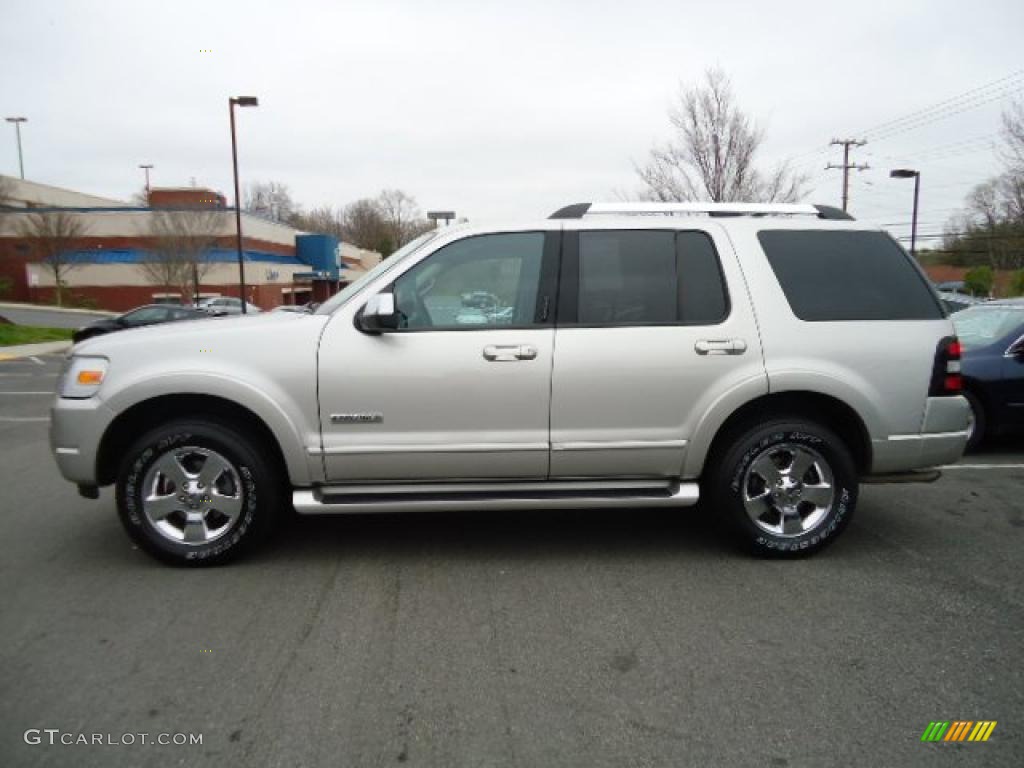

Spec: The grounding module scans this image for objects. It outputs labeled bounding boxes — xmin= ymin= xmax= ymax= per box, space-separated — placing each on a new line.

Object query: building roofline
xmin=0 ymin=174 xmax=128 ymax=205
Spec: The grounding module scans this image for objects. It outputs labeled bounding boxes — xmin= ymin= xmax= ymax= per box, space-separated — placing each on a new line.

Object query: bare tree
xmin=339 ymin=198 xmax=393 ymax=254
xmin=375 ymin=189 xmax=432 ymax=255
xmin=290 ymin=205 xmax=346 ymax=240
xmin=244 ymin=180 xmax=297 ymax=223
xmin=143 ymin=209 xmax=222 ymax=303
xmin=1000 ymin=99 xmax=1024 ymax=174
xmin=636 ymin=69 xmax=807 ymax=203
xmin=129 ymin=186 xmax=149 ymax=207
xmin=17 ymin=211 xmax=89 ymax=306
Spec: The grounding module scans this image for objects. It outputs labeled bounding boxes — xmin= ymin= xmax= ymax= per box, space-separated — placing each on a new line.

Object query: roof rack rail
xmin=548 ymin=202 xmax=856 ymax=221
xmin=811 ymin=204 xmax=854 ymax=221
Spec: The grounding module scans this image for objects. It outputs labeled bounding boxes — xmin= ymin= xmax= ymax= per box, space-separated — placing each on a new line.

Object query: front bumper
xmin=49 ymin=396 xmax=117 ymax=485
xmin=869 ymin=396 xmax=970 ymax=474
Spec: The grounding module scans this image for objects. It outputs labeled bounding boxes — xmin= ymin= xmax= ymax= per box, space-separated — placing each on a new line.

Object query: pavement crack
xmin=239 ymin=556 xmax=343 ymax=764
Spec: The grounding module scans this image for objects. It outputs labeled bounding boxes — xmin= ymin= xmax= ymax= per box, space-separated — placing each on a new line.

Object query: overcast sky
xmin=2 ymin=0 xmax=1023 ymax=242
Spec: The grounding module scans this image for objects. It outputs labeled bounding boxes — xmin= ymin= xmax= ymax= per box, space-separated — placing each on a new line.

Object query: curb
xmin=0 ymin=341 xmax=72 ymax=360
xmin=0 ymin=301 xmax=116 ymax=317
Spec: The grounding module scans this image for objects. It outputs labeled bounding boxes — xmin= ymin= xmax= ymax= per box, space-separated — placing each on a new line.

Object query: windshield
xmin=952 ymin=306 xmax=1024 ymax=349
xmin=315 ymin=230 xmax=442 ymax=315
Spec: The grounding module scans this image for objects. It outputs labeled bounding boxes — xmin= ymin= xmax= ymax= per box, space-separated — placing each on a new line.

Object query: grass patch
xmin=0 ymin=325 xmax=74 ymax=347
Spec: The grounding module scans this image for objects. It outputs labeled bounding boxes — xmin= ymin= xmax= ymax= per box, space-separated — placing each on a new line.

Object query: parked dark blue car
xmin=952 ymin=300 xmax=1024 ymax=449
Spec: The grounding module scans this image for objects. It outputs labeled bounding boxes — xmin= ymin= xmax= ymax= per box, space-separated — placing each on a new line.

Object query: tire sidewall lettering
xmin=119 ymin=427 xmax=262 ymax=562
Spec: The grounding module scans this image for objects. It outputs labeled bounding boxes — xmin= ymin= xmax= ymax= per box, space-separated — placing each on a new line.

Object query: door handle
xmin=695 ymin=338 xmax=747 ymax=355
xmin=483 ymin=344 xmax=538 ymax=362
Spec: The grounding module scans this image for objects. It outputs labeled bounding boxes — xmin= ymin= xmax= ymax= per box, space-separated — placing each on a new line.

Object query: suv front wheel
xmin=115 ymin=419 xmax=279 ymax=566
xmin=710 ymin=419 xmax=858 ymax=557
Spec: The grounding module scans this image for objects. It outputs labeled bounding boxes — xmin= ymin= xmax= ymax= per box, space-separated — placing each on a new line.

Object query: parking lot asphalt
xmin=0 ymin=354 xmax=1022 ymax=768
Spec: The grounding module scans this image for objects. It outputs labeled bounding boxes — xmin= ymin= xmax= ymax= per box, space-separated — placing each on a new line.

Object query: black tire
xmin=709 ymin=418 xmax=858 ymax=558
xmin=963 ymin=390 xmax=986 ymax=452
xmin=115 ymin=419 xmax=280 ymax=566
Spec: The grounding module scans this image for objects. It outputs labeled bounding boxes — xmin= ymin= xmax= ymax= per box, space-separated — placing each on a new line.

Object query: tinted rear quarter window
xmin=758 ymin=230 xmax=943 ymax=321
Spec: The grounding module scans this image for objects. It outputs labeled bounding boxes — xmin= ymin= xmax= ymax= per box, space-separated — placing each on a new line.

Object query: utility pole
xmin=825 ymin=138 xmax=869 ymax=212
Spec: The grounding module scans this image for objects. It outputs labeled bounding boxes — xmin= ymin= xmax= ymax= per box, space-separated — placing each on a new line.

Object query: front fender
xmin=101 ymin=372 xmax=321 ymax=486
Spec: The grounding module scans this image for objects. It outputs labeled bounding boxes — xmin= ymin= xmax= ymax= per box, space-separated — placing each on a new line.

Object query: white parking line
xmin=941 ymin=463 xmax=1024 ymax=469
xmin=30 ymin=356 xmax=45 ymax=365
xmin=0 ymin=417 xmax=49 ymax=422
xmin=0 ymin=373 xmax=59 ymax=377
xmin=0 ymin=391 xmax=53 ymax=395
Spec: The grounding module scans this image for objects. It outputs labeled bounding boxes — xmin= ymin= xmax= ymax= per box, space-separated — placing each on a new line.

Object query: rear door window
xmin=568 ymin=230 xmax=728 ymax=326
xmin=757 ymin=230 xmax=943 ymax=321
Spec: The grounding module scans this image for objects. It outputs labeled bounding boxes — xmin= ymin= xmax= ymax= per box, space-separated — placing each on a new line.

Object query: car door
xmin=549 ymin=224 xmax=766 ymax=478
xmin=316 ymin=230 xmax=559 ymax=482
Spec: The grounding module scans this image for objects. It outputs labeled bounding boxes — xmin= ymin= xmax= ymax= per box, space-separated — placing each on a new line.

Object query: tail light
xmin=929 ymin=336 xmax=962 ymax=396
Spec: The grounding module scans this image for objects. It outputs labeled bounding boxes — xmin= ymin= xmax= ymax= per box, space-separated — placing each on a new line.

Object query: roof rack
xmin=549 ymin=202 xmax=854 ymax=221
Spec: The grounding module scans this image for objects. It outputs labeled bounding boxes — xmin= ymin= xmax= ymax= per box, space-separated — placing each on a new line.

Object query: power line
xmin=885 ymin=133 xmax=1000 ymax=159
xmin=858 ymin=69 xmax=1024 ymax=139
xmin=869 ymin=84 xmax=1024 ymax=143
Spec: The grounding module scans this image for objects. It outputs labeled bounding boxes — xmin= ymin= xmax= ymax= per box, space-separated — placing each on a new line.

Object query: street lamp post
xmin=229 ymin=96 xmax=259 ymax=314
xmin=890 ymin=168 xmax=921 ymax=257
xmin=5 ymin=117 xmax=27 ymax=179
xmin=138 ymin=164 xmax=154 ymax=201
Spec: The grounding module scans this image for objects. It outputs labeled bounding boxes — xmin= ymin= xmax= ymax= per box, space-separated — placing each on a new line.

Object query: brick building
xmin=0 ymin=176 xmax=381 ymax=311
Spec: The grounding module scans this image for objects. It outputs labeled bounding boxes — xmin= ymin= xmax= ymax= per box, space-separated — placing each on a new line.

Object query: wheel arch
xmin=96 ymin=394 xmax=297 ymax=487
xmin=692 ymin=391 xmax=873 ymax=479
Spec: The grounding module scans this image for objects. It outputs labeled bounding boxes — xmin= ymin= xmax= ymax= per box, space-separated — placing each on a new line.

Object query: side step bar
xmin=293 ymin=480 xmax=700 ymax=515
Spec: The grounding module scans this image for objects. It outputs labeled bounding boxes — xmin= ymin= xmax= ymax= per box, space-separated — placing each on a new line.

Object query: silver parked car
xmin=51 ymin=202 xmax=969 ymax=565
xmin=197 ymin=296 xmax=262 ymax=315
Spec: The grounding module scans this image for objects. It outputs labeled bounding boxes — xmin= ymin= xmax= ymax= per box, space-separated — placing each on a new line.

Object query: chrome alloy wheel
xmin=742 ymin=443 xmax=835 ymax=537
xmin=141 ymin=446 xmax=243 ymax=545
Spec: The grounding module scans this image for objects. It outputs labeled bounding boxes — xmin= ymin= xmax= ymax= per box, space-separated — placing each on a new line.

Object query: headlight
xmin=59 ymin=356 xmax=109 ymax=399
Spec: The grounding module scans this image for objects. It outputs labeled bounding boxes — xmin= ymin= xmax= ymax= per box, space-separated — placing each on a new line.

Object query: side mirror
xmin=1009 ymin=338 xmax=1024 ymax=359
xmin=357 ymin=293 xmax=400 ymax=333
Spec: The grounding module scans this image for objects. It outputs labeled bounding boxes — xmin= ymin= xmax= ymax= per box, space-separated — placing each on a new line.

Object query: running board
xmin=292 ymin=480 xmax=699 ymax=515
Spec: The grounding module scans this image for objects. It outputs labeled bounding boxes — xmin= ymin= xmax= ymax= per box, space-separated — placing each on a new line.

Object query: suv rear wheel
xmin=115 ymin=419 xmax=279 ymax=566
xmin=710 ymin=419 xmax=858 ymax=557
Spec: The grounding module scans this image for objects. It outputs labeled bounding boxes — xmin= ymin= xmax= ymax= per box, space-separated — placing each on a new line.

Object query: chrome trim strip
xmin=552 ymin=440 xmax=688 ymax=452
xmin=318 ymin=479 xmax=671 ymax=496
xmin=54 ymin=447 xmax=79 ymax=455
xmin=888 ymin=430 xmax=969 ymax=441
xmin=318 ymin=442 xmax=548 ymax=456
xmin=1005 ymin=334 xmax=1024 ymax=358
xmin=293 ymin=482 xmax=700 ymax=515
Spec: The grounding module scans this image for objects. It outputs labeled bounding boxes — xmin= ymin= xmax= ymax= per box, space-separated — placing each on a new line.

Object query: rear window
xmin=757 ymin=230 xmax=943 ymax=321
xmin=952 ymin=306 xmax=1024 ymax=349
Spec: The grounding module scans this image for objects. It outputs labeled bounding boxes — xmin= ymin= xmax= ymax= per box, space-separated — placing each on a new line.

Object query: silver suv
xmin=50 ymin=202 xmax=969 ymax=565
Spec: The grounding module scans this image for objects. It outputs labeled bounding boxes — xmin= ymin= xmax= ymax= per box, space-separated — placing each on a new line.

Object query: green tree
xmin=964 ymin=265 xmax=994 ymax=297
xmin=1010 ymin=269 xmax=1024 ymax=296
